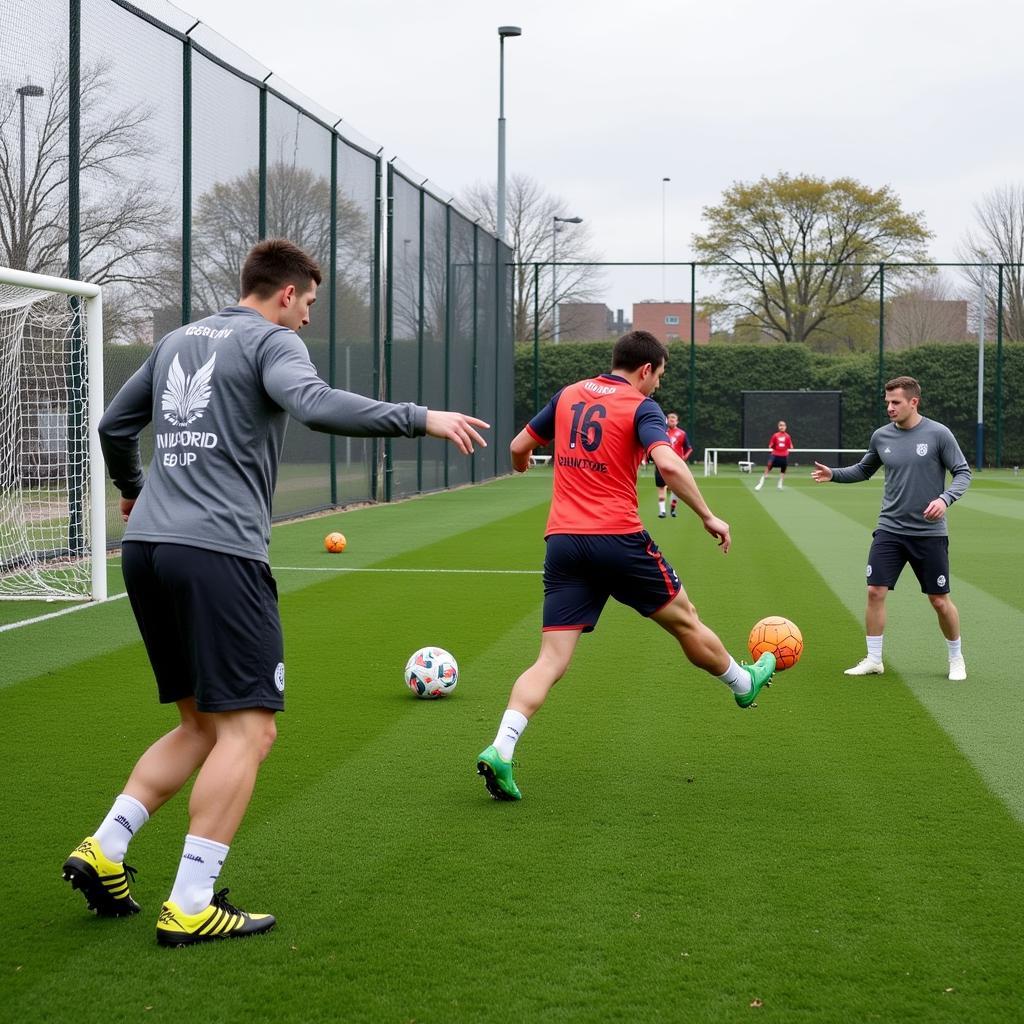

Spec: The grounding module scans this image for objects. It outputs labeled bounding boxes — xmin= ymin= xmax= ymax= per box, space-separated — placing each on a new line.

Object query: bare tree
xmin=0 ymin=60 xmax=174 ymax=338
xmin=693 ymin=173 xmax=931 ymax=350
xmin=886 ymin=273 xmax=969 ymax=349
xmin=461 ymin=174 xmax=603 ymax=341
xmin=957 ymin=184 xmax=1024 ymax=342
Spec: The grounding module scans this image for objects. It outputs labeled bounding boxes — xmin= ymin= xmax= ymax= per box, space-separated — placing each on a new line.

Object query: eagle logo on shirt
xmin=916 ymin=443 xmax=928 ymax=456
xmin=162 ymin=353 xmax=216 ymax=426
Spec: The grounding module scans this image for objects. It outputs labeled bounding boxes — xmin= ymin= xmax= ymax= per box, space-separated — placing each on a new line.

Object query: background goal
xmin=0 ymin=268 xmax=105 ymax=601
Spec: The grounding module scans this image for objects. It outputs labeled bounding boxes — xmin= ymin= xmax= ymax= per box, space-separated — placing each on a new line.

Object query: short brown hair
xmin=241 ymin=238 xmax=322 ymax=299
xmin=611 ymin=330 xmax=668 ymax=373
xmin=885 ymin=375 xmax=921 ymax=400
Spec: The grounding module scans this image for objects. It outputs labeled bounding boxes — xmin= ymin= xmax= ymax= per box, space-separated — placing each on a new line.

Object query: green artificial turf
xmin=2 ymin=469 xmax=1022 ymax=1023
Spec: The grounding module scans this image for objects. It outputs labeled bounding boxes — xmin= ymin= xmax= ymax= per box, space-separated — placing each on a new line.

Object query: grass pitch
xmin=2 ymin=467 xmax=1022 ymax=1023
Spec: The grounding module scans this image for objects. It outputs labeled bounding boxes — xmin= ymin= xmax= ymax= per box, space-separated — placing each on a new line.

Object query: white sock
xmin=658 ymin=499 xmax=666 ymax=515
xmin=168 ymin=835 xmax=229 ymax=915
xmin=717 ymin=657 xmax=751 ymax=695
xmin=493 ymin=709 xmax=529 ymax=760
xmin=866 ymin=635 xmax=883 ymax=662
xmin=94 ymin=794 xmax=149 ymax=862
xmin=947 ymin=637 xmax=962 ymax=660
xmin=755 ymin=478 xmax=764 ymax=489
xmin=777 ymin=478 xmax=783 ymax=488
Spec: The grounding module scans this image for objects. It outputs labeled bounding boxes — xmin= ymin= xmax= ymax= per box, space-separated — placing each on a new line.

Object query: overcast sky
xmin=179 ymin=0 xmax=1019 ymax=308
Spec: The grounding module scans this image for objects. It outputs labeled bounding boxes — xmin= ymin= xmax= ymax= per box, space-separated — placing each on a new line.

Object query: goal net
xmin=0 ymin=268 xmax=106 ymax=601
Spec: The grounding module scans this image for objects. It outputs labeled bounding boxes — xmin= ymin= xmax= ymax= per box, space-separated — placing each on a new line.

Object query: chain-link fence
xmin=1 ymin=0 xmax=513 ymax=549
xmin=517 ymin=261 xmax=1022 ymax=467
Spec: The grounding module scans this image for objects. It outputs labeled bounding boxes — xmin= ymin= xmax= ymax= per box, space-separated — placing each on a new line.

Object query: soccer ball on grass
xmin=748 ymin=616 xmax=803 ymax=670
xmin=324 ymin=532 xmax=347 ymax=553
xmin=404 ymin=646 xmax=459 ymax=698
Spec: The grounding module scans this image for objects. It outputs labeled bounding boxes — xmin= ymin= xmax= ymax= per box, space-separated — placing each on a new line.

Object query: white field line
xmin=0 ymin=591 xmax=129 ymax=633
xmin=1 ymin=565 xmax=538 ymax=634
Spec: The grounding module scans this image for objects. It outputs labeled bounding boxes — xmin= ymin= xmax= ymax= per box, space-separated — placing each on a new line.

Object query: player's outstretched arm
xmin=811 ymin=462 xmax=833 ymax=482
xmin=425 ymin=411 xmax=489 ymax=455
xmin=509 ymin=427 xmax=541 ymax=473
xmin=651 ymin=445 xmax=731 ymax=552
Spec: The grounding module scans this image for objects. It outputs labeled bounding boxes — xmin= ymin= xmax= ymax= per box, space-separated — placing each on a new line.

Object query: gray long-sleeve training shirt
xmin=99 ymin=306 xmax=427 ymax=563
xmin=828 ymin=416 xmax=971 ymax=536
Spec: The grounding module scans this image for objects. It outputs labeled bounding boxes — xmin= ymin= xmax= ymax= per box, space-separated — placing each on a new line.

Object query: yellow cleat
xmin=156 ymin=888 xmax=276 ymax=947
xmin=62 ymin=836 xmax=140 ymax=917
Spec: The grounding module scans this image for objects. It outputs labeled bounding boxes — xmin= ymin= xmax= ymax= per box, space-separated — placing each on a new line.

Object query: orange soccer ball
xmin=324 ymin=531 xmax=347 ymax=553
xmin=748 ymin=616 xmax=803 ymax=671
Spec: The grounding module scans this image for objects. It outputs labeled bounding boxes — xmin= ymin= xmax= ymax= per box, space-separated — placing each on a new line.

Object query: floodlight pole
xmin=497 ymin=26 xmax=521 ymax=244
xmin=15 ymin=84 xmax=44 ymax=258
xmin=551 ymin=215 xmax=582 ymax=343
xmin=661 ymin=176 xmax=670 ymax=300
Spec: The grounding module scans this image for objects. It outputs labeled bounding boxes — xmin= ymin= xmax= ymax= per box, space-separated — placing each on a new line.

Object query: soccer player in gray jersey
xmin=62 ymin=239 xmax=488 ymax=946
xmin=811 ymin=376 xmax=971 ymax=682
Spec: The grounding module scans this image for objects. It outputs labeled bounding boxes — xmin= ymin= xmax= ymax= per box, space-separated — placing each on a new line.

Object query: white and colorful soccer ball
xmin=404 ymin=646 xmax=459 ymax=698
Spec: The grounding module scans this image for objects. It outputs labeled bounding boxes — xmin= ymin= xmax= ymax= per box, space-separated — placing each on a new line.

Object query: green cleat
xmin=476 ymin=745 xmax=522 ymax=801
xmin=735 ymin=651 xmax=776 ymax=709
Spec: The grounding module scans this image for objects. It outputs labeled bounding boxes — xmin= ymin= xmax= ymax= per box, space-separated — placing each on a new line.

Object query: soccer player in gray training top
xmin=62 ymin=239 xmax=488 ymax=946
xmin=811 ymin=376 xmax=971 ymax=682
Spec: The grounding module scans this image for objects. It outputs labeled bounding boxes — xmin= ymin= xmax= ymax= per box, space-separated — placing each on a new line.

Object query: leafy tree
xmin=693 ymin=173 xmax=931 ymax=350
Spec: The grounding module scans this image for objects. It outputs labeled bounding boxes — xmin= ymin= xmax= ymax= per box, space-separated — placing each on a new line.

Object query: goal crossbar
xmin=703 ymin=448 xmax=867 ymax=476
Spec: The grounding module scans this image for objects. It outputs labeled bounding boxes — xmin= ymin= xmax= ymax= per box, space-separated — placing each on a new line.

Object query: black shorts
xmin=654 ymin=467 xmax=667 ymax=488
xmin=543 ymin=532 xmax=681 ymax=633
xmin=121 ymin=541 xmax=285 ymax=712
xmin=767 ymin=455 xmax=788 ymax=472
xmin=865 ymin=529 xmax=951 ymax=594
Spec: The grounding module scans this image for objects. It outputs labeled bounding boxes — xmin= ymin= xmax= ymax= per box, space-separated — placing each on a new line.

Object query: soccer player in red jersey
xmin=755 ymin=420 xmax=794 ymax=491
xmin=656 ymin=411 xmax=693 ymax=518
xmin=476 ymin=331 xmax=777 ymax=801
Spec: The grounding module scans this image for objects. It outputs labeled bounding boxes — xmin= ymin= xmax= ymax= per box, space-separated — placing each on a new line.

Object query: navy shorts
xmin=767 ymin=455 xmax=788 ymax=472
xmin=866 ymin=529 xmax=951 ymax=594
xmin=121 ymin=541 xmax=286 ymax=712
xmin=543 ymin=532 xmax=681 ymax=633
xmin=654 ymin=467 xmax=667 ymax=488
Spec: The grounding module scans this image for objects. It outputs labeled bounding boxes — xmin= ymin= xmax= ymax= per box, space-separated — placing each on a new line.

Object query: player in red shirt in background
xmin=656 ymin=411 xmax=693 ymax=518
xmin=755 ymin=420 xmax=794 ymax=491
xmin=475 ymin=331 xmax=777 ymax=801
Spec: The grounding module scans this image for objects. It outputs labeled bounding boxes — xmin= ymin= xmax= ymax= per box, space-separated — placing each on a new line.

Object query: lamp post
xmin=15 ymin=84 xmax=44 ymax=261
xmin=497 ymin=26 xmax=522 ymax=244
xmin=552 ymin=214 xmax=582 ymax=343
xmin=661 ymin=176 xmax=670 ymax=300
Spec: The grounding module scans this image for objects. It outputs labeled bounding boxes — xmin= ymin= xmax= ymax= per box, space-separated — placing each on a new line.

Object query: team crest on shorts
xmin=916 ymin=443 xmax=928 ymax=456
xmin=937 ymin=575 xmax=947 ymax=588
xmin=274 ymin=662 xmax=285 ymax=692
xmin=866 ymin=564 xmax=873 ymax=577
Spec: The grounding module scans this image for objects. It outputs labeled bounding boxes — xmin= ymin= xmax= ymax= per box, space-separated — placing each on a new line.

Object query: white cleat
xmin=844 ymin=657 xmax=885 ymax=676
xmin=948 ymin=655 xmax=967 ymax=681
xmin=755 ymin=480 xmax=764 ymax=491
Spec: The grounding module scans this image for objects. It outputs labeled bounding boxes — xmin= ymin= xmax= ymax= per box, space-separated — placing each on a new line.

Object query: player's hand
xmin=811 ymin=462 xmax=833 ymax=483
xmin=119 ymin=496 xmax=136 ymax=523
xmin=923 ymin=498 xmax=948 ymax=521
xmin=702 ymin=514 xmax=731 ymax=553
xmin=425 ymin=411 xmax=489 ymax=454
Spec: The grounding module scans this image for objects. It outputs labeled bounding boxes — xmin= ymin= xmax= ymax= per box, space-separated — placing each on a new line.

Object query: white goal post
xmin=703 ymin=448 xmax=868 ymax=476
xmin=0 ymin=267 xmax=106 ymax=601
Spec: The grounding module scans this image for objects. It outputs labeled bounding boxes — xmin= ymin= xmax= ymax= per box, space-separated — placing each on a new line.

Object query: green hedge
xmin=515 ymin=342 xmax=1024 ymax=466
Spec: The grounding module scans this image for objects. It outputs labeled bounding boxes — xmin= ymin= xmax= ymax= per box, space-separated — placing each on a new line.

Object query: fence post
xmin=417 ymin=185 xmax=425 ymax=493
xmin=328 ymin=132 xmax=337 ymax=505
xmin=384 ymin=162 xmax=394 ymax=502
xmin=181 ymin=34 xmax=192 ymax=323
xmin=533 ymin=262 xmax=540 ymax=413
xmin=258 ymin=83 xmax=267 ymax=240
xmin=688 ymin=262 xmax=696 ymax=440
xmin=444 ymin=203 xmax=452 ymax=488
xmin=876 ymin=263 xmax=885 ymax=422
xmin=996 ymin=263 xmax=1004 ymax=467
xmin=471 ymin=224 xmax=479 ymax=484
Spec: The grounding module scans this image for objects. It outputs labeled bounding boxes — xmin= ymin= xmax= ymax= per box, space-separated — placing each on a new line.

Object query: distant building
xmin=632 ymin=301 xmax=710 ymax=344
xmin=556 ymin=302 xmax=615 ymax=342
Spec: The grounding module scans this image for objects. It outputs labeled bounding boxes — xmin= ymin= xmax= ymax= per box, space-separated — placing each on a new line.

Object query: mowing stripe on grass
xmin=756 ymin=483 xmax=1024 ymax=822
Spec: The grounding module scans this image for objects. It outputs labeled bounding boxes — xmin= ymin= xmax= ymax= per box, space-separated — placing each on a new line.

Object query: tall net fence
xmin=517 ymin=261 xmax=1023 ymax=468
xmin=1 ymin=0 xmax=513 ymax=563
xmin=387 ymin=163 xmax=513 ymax=499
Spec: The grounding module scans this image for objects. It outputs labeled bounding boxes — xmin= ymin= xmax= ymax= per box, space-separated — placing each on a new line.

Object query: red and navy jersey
xmin=667 ymin=426 xmax=691 ymax=459
xmin=526 ymin=374 xmax=670 ymax=536
xmin=769 ymin=431 xmax=793 ymax=455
